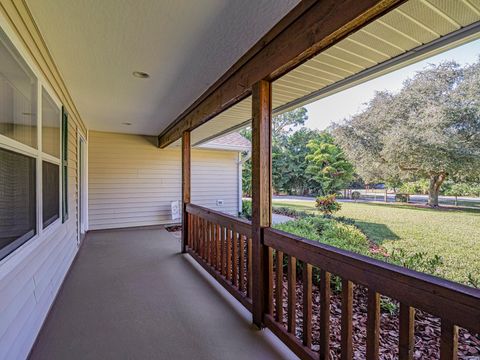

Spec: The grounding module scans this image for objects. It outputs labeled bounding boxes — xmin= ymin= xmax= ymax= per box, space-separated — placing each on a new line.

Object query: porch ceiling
xmin=25 ymin=0 xmax=298 ymax=136
xmin=187 ymin=0 xmax=480 ymax=146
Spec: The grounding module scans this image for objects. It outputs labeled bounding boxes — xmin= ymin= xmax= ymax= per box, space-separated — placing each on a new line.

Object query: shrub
xmin=275 ymin=216 xmax=371 ymax=256
xmin=241 ymin=200 xmax=252 ymax=220
xmin=351 ymin=191 xmax=361 ymax=200
xmin=388 ymin=249 xmax=443 ymax=276
xmin=315 ymin=194 xmax=342 ymax=214
xmin=272 ymin=206 xmax=311 ymax=219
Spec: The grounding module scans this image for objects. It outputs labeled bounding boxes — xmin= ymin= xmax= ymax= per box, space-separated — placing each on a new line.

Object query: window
xmin=41 ymin=88 xmax=61 ymax=228
xmin=42 ymin=88 xmax=60 ymax=157
xmin=42 ymin=161 xmax=59 ymax=228
xmin=0 ymin=27 xmax=65 ymax=260
xmin=0 ymin=33 xmax=37 ymax=148
xmin=62 ymin=107 xmax=68 ymax=222
xmin=0 ymin=148 xmax=36 ymax=259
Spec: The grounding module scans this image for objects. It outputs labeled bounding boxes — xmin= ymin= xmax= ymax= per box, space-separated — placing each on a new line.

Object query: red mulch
xmin=274 ymin=275 xmax=480 ymax=359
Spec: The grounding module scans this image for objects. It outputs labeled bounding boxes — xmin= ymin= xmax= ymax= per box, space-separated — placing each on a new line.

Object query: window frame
xmin=0 ymin=22 xmax=65 ymax=262
xmin=62 ymin=107 xmax=68 ymax=222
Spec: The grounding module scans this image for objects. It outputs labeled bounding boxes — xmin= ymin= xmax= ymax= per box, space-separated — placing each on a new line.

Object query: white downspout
xmin=237 ymin=150 xmax=251 ymax=215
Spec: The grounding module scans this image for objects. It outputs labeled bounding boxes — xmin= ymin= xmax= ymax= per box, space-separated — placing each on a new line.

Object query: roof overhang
xmin=159 ymin=0 xmax=480 ymax=147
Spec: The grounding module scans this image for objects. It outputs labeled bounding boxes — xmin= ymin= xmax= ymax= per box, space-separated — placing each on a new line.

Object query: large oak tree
xmin=333 ymin=60 xmax=480 ymax=207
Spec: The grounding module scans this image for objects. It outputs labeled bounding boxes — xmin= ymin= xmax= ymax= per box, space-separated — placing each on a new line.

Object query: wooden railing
xmin=185 ymin=204 xmax=480 ymax=360
xmin=186 ymin=203 xmax=253 ymax=311
xmin=263 ymin=228 xmax=480 ymax=360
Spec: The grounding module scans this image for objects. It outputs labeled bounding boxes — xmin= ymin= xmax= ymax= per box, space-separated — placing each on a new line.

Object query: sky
xmin=303 ymin=39 xmax=480 ymax=130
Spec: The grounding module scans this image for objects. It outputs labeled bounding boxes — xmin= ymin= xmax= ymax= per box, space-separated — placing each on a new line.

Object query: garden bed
xmin=276 ymin=273 xmax=480 ymax=359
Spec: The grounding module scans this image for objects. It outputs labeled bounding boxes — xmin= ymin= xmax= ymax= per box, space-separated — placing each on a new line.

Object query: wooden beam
xmin=251 ymin=80 xmax=272 ymax=327
xmin=181 ymin=131 xmax=191 ymax=253
xmin=158 ymin=0 xmax=403 ymax=147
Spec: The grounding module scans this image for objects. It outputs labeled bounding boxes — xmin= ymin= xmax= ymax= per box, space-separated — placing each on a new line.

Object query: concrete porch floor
xmin=29 ymin=227 xmax=297 ymax=360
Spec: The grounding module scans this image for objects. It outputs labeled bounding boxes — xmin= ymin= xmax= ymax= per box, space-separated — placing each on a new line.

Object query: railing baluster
xmin=186 ymin=213 xmax=190 ymax=248
xmin=208 ymin=221 xmax=212 ymax=265
xmin=247 ymin=237 xmax=252 ymax=298
xmin=399 ymin=303 xmax=415 ymax=360
xmin=205 ymin=221 xmax=209 ymax=264
xmin=205 ymin=219 xmax=209 ymax=261
xmin=189 ymin=214 xmax=193 ymax=249
xmin=197 ymin=217 xmax=202 ymax=257
xmin=275 ymin=250 xmax=284 ymax=323
xmin=239 ymin=235 xmax=245 ymax=292
xmin=201 ymin=218 xmax=206 ymax=259
xmin=366 ymin=290 xmax=380 ymax=359
xmin=288 ymin=255 xmax=296 ymax=334
xmin=319 ymin=270 xmax=331 ymax=360
xmin=193 ymin=215 xmax=197 ymax=252
xmin=195 ymin=216 xmax=199 ymax=253
xmin=341 ymin=279 xmax=353 ymax=360
xmin=208 ymin=222 xmax=215 ymax=266
xmin=440 ymin=320 xmax=458 ymax=360
xmin=220 ymin=227 xmax=225 ymax=276
xmin=267 ymin=247 xmax=274 ymax=316
xmin=302 ymin=262 xmax=312 ymax=348
xmin=212 ymin=222 xmax=216 ymax=269
xmin=232 ymin=230 xmax=238 ymax=286
xmin=216 ymin=225 xmax=220 ymax=270
xmin=226 ymin=228 xmax=232 ymax=281
xmin=275 ymin=250 xmax=283 ymax=324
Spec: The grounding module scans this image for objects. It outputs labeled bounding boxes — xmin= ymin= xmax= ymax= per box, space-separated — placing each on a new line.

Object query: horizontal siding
xmin=0 ymin=121 xmax=80 ymax=360
xmin=88 ymin=131 xmax=240 ymax=230
xmin=0 ymin=7 xmax=84 ymax=357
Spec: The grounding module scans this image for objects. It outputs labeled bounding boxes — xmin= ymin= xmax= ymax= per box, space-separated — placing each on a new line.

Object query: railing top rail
xmin=264 ymin=227 xmax=480 ymax=333
xmin=186 ymin=203 xmax=252 ymax=237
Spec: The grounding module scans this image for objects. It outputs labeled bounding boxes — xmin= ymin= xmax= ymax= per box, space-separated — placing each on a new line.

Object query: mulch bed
xmin=275 ymin=275 xmax=480 ymax=359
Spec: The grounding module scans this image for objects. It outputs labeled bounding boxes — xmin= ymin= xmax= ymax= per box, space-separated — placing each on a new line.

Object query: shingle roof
xmin=197 ymin=132 xmax=250 ymax=152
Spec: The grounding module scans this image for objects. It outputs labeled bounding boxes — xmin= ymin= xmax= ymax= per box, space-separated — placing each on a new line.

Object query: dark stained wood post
xmin=181 ymin=130 xmax=191 ymax=253
xmin=251 ymin=79 xmax=272 ymax=328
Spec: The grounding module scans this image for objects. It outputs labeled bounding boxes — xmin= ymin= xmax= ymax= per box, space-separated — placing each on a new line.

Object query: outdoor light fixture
xmin=132 ymin=71 xmax=150 ymax=79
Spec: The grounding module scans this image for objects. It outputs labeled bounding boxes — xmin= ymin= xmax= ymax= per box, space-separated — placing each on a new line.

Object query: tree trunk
xmin=428 ymin=174 xmax=446 ymax=207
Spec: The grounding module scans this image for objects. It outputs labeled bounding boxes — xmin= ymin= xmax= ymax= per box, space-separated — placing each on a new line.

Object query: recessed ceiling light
xmin=122 ymin=122 xmax=132 ymax=126
xmin=132 ymin=71 xmax=150 ymax=79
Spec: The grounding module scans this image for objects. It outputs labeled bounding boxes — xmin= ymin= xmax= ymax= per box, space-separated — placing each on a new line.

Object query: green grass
xmin=272 ymin=199 xmax=480 ymax=285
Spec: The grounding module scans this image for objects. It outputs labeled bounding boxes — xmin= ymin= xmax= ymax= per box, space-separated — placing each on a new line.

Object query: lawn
xmin=272 ymin=199 xmax=480 ymax=285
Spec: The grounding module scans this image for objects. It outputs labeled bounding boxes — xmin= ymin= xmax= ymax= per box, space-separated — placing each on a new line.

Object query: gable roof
xmin=196 ymin=132 xmax=250 ymax=152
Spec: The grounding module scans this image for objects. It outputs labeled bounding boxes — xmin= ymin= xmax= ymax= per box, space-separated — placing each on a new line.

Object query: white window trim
xmin=0 ymin=15 xmax=65 ymax=263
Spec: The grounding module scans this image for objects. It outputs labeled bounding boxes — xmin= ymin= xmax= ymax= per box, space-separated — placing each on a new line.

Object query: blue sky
xmin=304 ymin=38 xmax=480 ymax=130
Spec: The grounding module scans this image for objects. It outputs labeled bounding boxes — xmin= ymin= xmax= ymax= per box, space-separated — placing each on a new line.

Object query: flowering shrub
xmin=315 ymin=194 xmax=342 ymax=214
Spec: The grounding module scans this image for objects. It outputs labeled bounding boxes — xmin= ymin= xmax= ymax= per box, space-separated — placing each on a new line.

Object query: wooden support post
xmin=251 ymin=79 xmax=272 ymax=328
xmin=181 ymin=131 xmax=191 ymax=253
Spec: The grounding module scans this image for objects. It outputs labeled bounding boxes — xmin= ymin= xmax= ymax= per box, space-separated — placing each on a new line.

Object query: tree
xmin=333 ymin=60 xmax=480 ymax=207
xmin=241 ymin=107 xmax=309 ymax=195
xmin=279 ymin=128 xmax=321 ymax=195
xmin=272 ymin=107 xmax=308 ymax=139
xmin=306 ymin=132 xmax=354 ymax=195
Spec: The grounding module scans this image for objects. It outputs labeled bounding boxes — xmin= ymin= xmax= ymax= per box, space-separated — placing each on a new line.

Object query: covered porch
xmin=29 ymin=226 xmax=294 ymax=360
xmin=0 ymin=0 xmax=479 ymax=359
